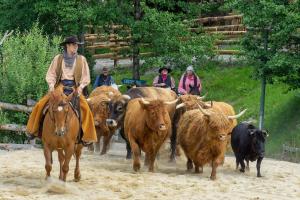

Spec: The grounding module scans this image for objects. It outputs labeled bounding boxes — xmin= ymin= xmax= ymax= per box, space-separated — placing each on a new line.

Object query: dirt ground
xmin=0 ymin=142 xmax=299 ymax=200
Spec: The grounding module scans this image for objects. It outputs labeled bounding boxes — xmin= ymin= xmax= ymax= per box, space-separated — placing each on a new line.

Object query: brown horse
xmin=42 ymin=89 xmax=83 ymax=182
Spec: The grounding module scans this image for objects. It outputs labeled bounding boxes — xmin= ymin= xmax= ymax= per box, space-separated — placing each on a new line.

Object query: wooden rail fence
xmin=84 ymin=13 xmax=246 ymax=65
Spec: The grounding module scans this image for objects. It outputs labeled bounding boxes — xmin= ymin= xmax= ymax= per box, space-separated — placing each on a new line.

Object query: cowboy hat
xmin=60 ymin=35 xmax=84 ymax=46
xmin=158 ymin=67 xmax=172 ymax=73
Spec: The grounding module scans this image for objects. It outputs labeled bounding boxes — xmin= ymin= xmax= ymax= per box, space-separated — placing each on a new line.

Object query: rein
xmin=48 ymin=102 xmax=72 ymax=136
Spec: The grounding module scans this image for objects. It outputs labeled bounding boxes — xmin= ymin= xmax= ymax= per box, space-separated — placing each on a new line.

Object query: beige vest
xmin=55 ymin=54 xmax=83 ymax=87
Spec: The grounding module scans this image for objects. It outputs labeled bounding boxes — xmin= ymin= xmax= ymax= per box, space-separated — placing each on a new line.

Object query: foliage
xmin=0 ymin=25 xmax=60 ymax=142
xmin=0 ymin=24 xmax=60 ymax=103
xmin=0 ymin=0 xmax=100 ymax=36
xmin=225 ymin=0 xmax=300 ymax=89
xmin=0 ymin=0 xmax=220 ymax=79
xmin=90 ymin=1 xmax=216 ymax=77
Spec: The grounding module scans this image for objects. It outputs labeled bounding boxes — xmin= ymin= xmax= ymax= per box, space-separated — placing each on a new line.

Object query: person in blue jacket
xmin=93 ymin=66 xmax=115 ymax=88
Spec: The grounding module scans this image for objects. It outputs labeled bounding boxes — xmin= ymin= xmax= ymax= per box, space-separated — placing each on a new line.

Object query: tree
xmin=90 ymin=0 xmax=215 ymax=79
xmin=0 ymin=0 xmax=217 ymax=79
xmin=0 ymin=0 xmax=100 ymax=37
xmin=225 ymin=0 xmax=300 ymax=89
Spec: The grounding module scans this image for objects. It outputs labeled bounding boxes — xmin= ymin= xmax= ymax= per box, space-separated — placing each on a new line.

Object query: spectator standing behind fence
xmin=93 ymin=66 xmax=116 ymax=88
xmin=178 ymin=65 xmax=202 ymax=95
xmin=152 ymin=66 xmax=176 ymax=90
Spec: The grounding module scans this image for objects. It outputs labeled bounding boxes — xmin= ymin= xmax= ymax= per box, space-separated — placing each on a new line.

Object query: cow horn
xmin=107 ymin=92 xmax=114 ymax=97
xmin=176 ymin=103 xmax=185 ymax=109
xmin=197 ymin=103 xmax=211 ymax=116
xmin=140 ymin=98 xmax=150 ymax=105
xmin=122 ymin=94 xmax=131 ymax=100
xmin=228 ymin=109 xmax=247 ymax=119
xmin=204 ymin=102 xmax=212 ymax=107
xmin=197 ymin=93 xmax=207 ymax=100
xmin=86 ymin=98 xmax=91 ymax=102
xmin=117 ymin=85 xmax=123 ymax=88
xmin=102 ymin=98 xmax=111 ymax=102
xmin=164 ymin=99 xmax=178 ymax=105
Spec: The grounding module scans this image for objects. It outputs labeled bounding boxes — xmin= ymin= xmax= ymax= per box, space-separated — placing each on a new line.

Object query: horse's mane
xmin=50 ymin=90 xmax=65 ymax=105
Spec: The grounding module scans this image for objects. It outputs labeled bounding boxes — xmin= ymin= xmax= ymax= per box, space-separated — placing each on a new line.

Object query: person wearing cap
xmin=178 ymin=65 xmax=202 ymax=95
xmin=93 ymin=66 xmax=115 ymax=88
xmin=26 ymin=35 xmax=97 ymax=145
xmin=152 ymin=66 xmax=176 ymax=90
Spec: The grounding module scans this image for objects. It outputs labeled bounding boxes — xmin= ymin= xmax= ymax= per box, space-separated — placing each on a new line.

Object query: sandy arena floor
xmin=0 ymin=142 xmax=299 ymax=200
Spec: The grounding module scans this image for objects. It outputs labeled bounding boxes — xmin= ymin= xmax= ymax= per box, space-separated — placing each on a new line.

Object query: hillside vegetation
xmin=112 ymin=63 xmax=300 ymax=159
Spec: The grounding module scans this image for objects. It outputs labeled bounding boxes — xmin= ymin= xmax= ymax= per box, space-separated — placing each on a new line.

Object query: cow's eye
xmin=117 ymin=107 xmax=123 ymax=112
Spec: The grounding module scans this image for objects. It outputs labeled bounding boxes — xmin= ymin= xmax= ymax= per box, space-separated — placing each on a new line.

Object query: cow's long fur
xmin=177 ymin=108 xmax=232 ymax=180
xmin=124 ymin=98 xmax=171 ymax=172
xmin=108 ymin=87 xmax=177 ymax=159
xmin=170 ymin=95 xmax=211 ymax=161
xmin=88 ymin=86 xmax=121 ymax=154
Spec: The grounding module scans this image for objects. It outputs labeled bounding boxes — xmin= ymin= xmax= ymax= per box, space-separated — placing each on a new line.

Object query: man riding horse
xmin=26 ymin=36 xmax=97 ymax=145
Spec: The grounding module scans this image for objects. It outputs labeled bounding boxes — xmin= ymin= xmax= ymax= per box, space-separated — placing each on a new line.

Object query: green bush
xmin=0 ymin=24 xmax=61 ymax=142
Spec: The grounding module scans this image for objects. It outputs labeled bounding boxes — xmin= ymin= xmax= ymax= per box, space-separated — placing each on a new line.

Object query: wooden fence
xmin=84 ymin=13 xmax=245 ymax=65
xmin=0 ymin=102 xmax=32 ymax=133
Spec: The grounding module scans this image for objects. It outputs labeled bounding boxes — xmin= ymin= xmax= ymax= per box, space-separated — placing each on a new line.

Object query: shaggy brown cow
xmin=107 ymin=87 xmax=178 ymax=159
xmin=170 ymin=94 xmax=210 ymax=161
xmin=87 ymin=86 xmax=121 ymax=154
xmin=124 ymin=98 xmax=176 ymax=172
xmin=177 ymin=105 xmax=245 ymax=180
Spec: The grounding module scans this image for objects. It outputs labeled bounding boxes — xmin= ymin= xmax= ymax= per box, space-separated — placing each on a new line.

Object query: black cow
xmin=231 ymin=122 xmax=268 ymax=177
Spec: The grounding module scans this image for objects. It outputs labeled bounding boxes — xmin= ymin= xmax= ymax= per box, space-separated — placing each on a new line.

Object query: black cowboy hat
xmin=158 ymin=67 xmax=172 ymax=73
xmin=60 ymin=35 xmax=84 ymax=46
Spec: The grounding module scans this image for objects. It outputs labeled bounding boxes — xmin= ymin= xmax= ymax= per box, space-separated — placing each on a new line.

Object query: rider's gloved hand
xmin=77 ymin=86 xmax=83 ymax=96
xmin=49 ymin=84 xmax=54 ymax=92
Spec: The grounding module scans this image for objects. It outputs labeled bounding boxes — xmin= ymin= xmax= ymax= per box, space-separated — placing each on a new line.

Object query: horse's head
xmin=48 ymin=90 xmax=73 ymax=136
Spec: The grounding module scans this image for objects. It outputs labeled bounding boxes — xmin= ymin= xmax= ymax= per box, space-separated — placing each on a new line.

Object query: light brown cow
xmin=170 ymin=94 xmax=210 ymax=161
xmin=107 ymin=87 xmax=178 ymax=159
xmin=87 ymin=86 xmax=121 ymax=154
xmin=177 ymin=105 xmax=245 ymax=180
xmin=124 ymin=98 xmax=176 ymax=172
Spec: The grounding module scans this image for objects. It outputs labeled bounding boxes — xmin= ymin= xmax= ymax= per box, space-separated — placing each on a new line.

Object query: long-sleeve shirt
xmin=178 ymin=74 xmax=201 ymax=94
xmin=46 ymin=54 xmax=91 ymax=90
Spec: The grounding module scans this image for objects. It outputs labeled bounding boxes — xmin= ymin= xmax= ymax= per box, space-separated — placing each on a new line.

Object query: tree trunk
xmin=132 ymin=0 xmax=142 ymax=80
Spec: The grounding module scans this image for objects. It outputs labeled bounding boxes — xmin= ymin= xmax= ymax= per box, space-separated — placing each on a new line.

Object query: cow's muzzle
xmin=219 ymin=134 xmax=226 ymax=141
xmin=106 ymin=119 xmax=117 ymax=127
xmin=159 ymin=124 xmax=166 ymax=131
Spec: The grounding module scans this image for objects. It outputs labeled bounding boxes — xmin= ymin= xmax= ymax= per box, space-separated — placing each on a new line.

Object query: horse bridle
xmin=49 ymin=102 xmax=71 ymax=136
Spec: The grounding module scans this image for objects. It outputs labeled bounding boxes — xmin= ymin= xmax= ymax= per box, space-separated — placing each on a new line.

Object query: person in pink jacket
xmin=177 ymin=65 xmax=202 ymax=95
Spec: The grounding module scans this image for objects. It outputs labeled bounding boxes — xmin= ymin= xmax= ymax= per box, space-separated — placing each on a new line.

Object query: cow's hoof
xmin=100 ymin=152 xmax=106 ymax=155
xmin=257 ymin=174 xmax=262 ymax=178
xmin=210 ymin=176 xmax=216 ymax=180
xmin=126 ymin=154 xmax=132 ymax=160
xmin=74 ymin=175 xmax=81 ymax=182
xmin=133 ymin=163 xmax=140 ymax=172
xmin=240 ymin=169 xmax=245 ymax=173
xmin=195 ymin=168 xmax=203 ymax=174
